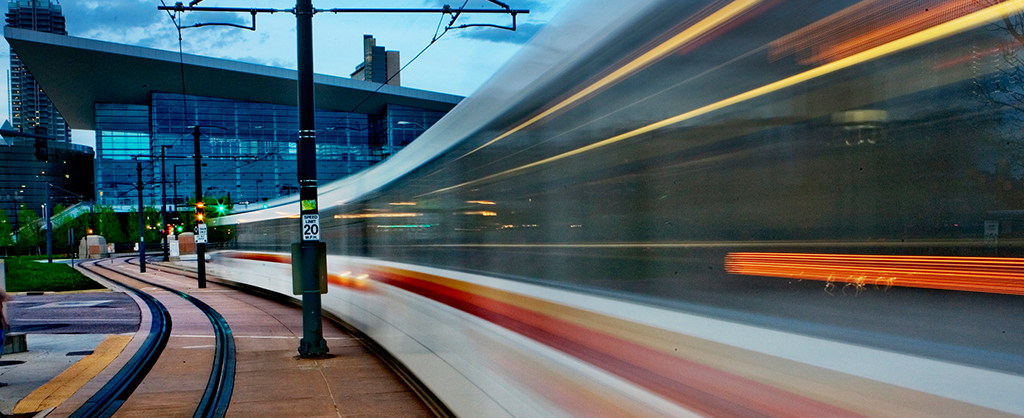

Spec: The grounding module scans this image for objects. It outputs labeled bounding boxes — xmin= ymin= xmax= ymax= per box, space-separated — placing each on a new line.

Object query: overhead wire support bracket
xmin=158 ymin=3 xmax=529 ymax=33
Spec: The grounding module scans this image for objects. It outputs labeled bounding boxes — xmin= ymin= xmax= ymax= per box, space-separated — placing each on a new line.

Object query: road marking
xmin=14 ymin=335 xmax=132 ymax=414
xmin=25 ymin=300 xmax=113 ymax=309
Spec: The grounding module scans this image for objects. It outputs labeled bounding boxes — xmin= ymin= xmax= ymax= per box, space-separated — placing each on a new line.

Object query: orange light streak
xmin=333 ymin=213 xmax=421 ymax=219
xmin=725 ymin=252 xmax=1024 ymax=295
xmin=770 ymin=0 xmax=994 ymax=65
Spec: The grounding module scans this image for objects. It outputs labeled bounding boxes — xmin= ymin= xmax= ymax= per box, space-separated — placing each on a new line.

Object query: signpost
xmin=194 ymin=224 xmax=208 ymax=244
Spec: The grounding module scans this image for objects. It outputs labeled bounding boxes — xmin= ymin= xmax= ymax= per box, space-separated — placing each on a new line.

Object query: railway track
xmin=140 ymin=255 xmax=455 ymax=418
xmin=73 ymin=257 xmax=235 ymax=418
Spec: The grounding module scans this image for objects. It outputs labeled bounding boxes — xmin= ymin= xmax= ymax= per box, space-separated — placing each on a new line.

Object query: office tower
xmin=351 ymin=34 xmax=401 ymax=86
xmin=6 ymin=0 xmax=71 ymax=142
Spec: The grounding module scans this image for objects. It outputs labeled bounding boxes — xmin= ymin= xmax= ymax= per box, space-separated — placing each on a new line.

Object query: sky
xmin=0 ymin=0 xmax=570 ymax=149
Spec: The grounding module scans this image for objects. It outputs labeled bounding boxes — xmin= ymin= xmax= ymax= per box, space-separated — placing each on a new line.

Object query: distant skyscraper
xmin=6 ymin=0 xmax=70 ymax=142
xmin=351 ymin=34 xmax=400 ymax=86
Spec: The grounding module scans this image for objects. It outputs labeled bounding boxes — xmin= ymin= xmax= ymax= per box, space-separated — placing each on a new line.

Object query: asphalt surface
xmin=7 ymin=292 xmax=140 ymax=335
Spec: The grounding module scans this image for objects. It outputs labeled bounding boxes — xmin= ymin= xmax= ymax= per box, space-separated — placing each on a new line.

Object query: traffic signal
xmin=196 ymin=201 xmax=205 ymax=222
xmin=34 ymin=137 xmax=47 ymax=161
xmin=33 ymin=126 xmax=48 ymax=161
xmin=216 ymin=204 xmax=226 ymax=214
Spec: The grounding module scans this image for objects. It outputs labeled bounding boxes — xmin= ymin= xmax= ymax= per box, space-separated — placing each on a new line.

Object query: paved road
xmin=7 ymin=292 xmax=140 ymax=335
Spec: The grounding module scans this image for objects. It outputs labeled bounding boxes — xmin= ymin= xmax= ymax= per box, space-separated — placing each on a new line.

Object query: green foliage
xmin=15 ymin=204 xmax=42 ymax=255
xmin=0 ymin=210 xmax=12 ymax=249
xmin=96 ymin=205 xmax=127 ymax=244
xmin=2 ymin=257 xmax=104 ymax=292
xmin=53 ymin=207 xmax=95 ymax=256
xmin=127 ymin=206 xmax=163 ymax=242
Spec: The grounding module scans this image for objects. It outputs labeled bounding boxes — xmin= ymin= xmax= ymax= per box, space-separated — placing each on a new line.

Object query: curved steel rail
xmin=120 ymin=257 xmax=236 ymax=418
xmin=70 ymin=258 xmax=172 ymax=418
xmin=142 ymin=258 xmax=453 ymax=417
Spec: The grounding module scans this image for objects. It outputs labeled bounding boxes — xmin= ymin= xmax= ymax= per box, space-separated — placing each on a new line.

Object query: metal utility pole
xmin=293 ymin=0 xmax=329 ymax=357
xmin=45 ymin=183 xmax=51 ymax=263
xmin=193 ymin=126 xmax=206 ymax=288
xmin=161 ymin=145 xmax=171 ymax=261
xmin=137 ymin=162 xmax=146 ymax=273
xmin=160 ymin=0 xmax=527 ymax=359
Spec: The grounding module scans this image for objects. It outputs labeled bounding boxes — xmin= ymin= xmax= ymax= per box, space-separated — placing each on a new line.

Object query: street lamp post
xmin=256 ymin=179 xmax=263 ymax=203
xmin=45 ymin=183 xmax=51 ymax=263
xmin=136 ymin=161 xmax=146 ymax=273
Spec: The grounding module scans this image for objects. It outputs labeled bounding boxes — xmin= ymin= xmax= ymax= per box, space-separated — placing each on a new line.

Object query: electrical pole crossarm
xmin=158 ymin=5 xmax=287 ymax=14
xmin=315 ymin=8 xmax=529 ymax=14
xmin=158 ymin=5 xmax=528 ymax=15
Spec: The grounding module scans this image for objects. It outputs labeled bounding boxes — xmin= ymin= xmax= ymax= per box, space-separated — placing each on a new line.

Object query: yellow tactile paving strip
xmin=13 ymin=335 xmax=133 ymax=414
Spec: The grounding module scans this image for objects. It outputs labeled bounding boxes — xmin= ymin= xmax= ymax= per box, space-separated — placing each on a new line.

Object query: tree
xmin=0 ymin=210 xmax=13 ymax=256
xmin=96 ymin=205 xmax=127 ymax=244
xmin=127 ymin=206 xmax=164 ymax=243
xmin=15 ymin=204 xmax=42 ymax=255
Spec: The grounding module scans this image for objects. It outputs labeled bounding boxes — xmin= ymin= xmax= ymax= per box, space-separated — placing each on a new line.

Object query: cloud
xmin=439 ymin=0 xmax=558 ymax=44
xmin=61 ymin=1 xmax=250 ymax=49
xmin=61 ymin=1 xmax=165 ymax=35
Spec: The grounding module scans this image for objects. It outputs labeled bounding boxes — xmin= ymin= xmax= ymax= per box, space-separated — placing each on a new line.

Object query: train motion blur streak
xmin=211 ymin=0 xmax=1024 ymax=416
xmin=425 ymin=0 xmax=1024 ymax=197
xmin=725 ymin=253 xmax=1024 ymax=295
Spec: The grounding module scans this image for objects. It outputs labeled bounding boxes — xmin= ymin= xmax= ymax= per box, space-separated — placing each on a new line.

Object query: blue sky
xmin=1 ymin=0 xmax=569 ymax=148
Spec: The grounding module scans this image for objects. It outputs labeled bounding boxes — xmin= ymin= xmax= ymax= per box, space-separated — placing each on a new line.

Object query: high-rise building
xmin=351 ymin=35 xmax=400 ymax=86
xmin=6 ymin=0 xmax=70 ymax=143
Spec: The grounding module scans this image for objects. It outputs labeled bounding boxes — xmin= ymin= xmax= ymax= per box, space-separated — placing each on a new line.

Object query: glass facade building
xmin=95 ymin=93 xmax=445 ymax=209
xmin=0 ymin=135 xmax=93 ymax=223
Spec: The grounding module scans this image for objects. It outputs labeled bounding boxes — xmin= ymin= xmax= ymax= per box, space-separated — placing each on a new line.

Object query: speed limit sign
xmin=302 ymin=214 xmax=320 ymax=241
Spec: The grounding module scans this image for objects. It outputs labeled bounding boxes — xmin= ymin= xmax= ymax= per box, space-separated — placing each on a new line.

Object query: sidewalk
xmin=0 ymin=267 xmax=141 ymax=418
xmin=0 ymin=334 xmax=111 ymax=416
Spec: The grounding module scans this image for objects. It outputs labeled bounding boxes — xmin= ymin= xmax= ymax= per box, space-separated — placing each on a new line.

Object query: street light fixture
xmin=396 ymin=120 xmax=427 ymax=130
xmin=160 ymin=144 xmax=172 ymax=261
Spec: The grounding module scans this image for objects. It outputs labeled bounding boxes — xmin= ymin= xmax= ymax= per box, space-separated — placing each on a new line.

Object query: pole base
xmin=298 ymin=337 xmax=330 ymax=358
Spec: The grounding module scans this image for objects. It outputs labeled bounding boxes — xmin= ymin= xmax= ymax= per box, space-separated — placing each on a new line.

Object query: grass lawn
xmin=2 ymin=257 xmax=105 ymax=292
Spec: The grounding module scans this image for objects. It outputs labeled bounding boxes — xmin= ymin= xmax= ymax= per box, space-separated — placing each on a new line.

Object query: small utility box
xmin=292 ymin=241 xmax=327 ymax=295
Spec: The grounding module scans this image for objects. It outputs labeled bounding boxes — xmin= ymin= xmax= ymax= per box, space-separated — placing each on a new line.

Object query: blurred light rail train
xmin=209 ymin=0 xmax=1024 ymax=416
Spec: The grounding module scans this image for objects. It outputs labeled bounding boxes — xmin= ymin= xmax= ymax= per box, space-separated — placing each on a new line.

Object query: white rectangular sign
xmin=195 ymin=224 xmax=208 ymax=244
xmin=302 ymin=214 xmax=320 ymax=241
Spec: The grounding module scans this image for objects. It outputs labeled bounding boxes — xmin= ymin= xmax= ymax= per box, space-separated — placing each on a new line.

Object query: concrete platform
xmin=6 ymin=259 xmax=434 ymax=418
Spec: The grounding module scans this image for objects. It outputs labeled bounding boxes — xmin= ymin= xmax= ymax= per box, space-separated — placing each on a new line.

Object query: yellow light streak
xmin=457 ymin=0 xmax=765 ymax=160
xmin=461 ymin=211 xmax=498 ymax=216
xmin=421 ymin=0 xmax=1022 ymax=197
xmin=390 ymin=202 xmax=417 ymax=206
xmin=466 ymin=200 xmax=496 ymax=205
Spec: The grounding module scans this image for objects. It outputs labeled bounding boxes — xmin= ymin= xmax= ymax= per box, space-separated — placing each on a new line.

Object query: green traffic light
xmin=217 ymin=204 xmax=226 ymax=214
